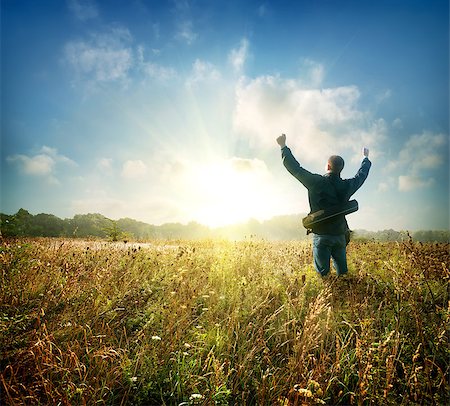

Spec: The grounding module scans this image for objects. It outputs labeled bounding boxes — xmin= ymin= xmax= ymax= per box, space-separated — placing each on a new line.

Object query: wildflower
xmin=131 ymin=376 xmax=138 ymax=382
xmin=184 ymin=343 xmax=191 ymax=348
xmin=151 ymin=335 xmax=162 ymax=341
xmin=189 ymin=393 xmax=203 ymax=402
xmin=293 ymin=385 xmax=313 ymax=398
xmin=308 ymin=380 xmax=321 ymax=390
xmin=182 ymin=351 xmax=189 ymax=356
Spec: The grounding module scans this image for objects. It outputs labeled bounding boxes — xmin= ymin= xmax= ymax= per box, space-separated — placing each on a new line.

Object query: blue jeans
xmin=312 ymin=234 xmax=348 ymax=277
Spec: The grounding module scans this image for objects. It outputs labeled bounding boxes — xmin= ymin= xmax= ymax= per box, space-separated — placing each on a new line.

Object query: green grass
xmin=1 ymin=237 xmax=449 ymax=405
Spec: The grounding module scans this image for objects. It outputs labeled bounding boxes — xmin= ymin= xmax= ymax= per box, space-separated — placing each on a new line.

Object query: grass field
xmin=1 ymin=237 xmax=449 ymax=405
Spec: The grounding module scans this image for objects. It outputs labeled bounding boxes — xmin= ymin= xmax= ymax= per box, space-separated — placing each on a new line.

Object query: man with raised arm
xmin=276 ymin=133 xmax=371 ymax=277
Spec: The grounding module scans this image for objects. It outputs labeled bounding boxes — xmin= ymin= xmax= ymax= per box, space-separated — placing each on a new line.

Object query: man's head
xmin=327 ymin=155 xmax=345 ymax=174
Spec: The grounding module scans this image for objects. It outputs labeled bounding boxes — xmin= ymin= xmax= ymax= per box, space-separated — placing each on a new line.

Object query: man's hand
xmin=276 ymin=134 xmax=286 ymax=148
xmin=363 ymin=147 xmax=369 ymax=158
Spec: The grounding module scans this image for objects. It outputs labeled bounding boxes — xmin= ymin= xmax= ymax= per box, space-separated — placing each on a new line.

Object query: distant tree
xmin=413 ymin=230 xmax=450 ymax=243
xmin=15 ymin=208 xmax=33 ymax=236
xmin=103 ymin=220 xmax=125 ymax=242
xmin=69 ymin=214 xmax=109 ymax=238
xmin=0 ymin=213 xmax=17 ymax=237
xmin=31 ymin=213 xmax=65 ymax=237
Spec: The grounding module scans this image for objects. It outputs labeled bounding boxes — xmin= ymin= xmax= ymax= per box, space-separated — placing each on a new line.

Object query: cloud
xmin=142 ymin=62 xmax=177 ymax=81
xmin=232 ymin=74 xmax=384 ymax=165
xmin=229 ymin=38 xmax=249 ymax=73
xmin=6 ymin=146 xmax=76 ymax=184
xmin=230 ymin=157 xmax=267 ymax=172
xmin=398 ymin=175 xmax=435 ymax=192
xmin=136 ymin=45 xmax=177 ymax=81
xmin=176 ymin=20 xmax=197 ymax=45
xmin=97 ymin=158 xmax=113 ymax=173
xmin=395 ymin=131 xmax=447 ymax=191
xmin=375 ymin=89 xmax=392 ymax=104
xmin=64 ymin=27 xmax=133 ymax=84
xmin=186 ymin=59 xmax=221 ymax=86
xmin=121 ymin=160 xmax=148 ymax=179
xmin=377 ymin=182 xmax=389 ymax=192
xmin=7 ymin=154 xmax=54 ymax=176
xmin=300 ymin=59 xmax=325 ymax=87
xmin=41 ymin=146 xmax=77 ymax=166
xmin=67 ymin=0 xmax=98 ymax=21
xmin=399 ymin=132 xmax=446 ymax=171
xmin=392 ymin=118 xmax=403 ymax=129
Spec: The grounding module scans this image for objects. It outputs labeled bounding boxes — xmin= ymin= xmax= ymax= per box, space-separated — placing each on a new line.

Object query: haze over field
xmin=2 ymin=0 xmax=449 ymax=231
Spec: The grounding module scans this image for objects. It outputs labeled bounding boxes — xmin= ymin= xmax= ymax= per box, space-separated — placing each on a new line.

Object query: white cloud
xmin=137 ymin=45 xmax=177 ymax=81
xmin=40 ymin=146 xmax=77 ymax=166
xmin=6 ymin=146 xmax=76 ymax=184
xmin=398 ymin=175 xmax=435 ymax=192
xmin=121 ymin=160 xmax=148 ymax=179
xmin=64 ymin=27 xmax=133 ymax=84
xmin=392 ymin=118 xmax=403 ymax=129
xmin=232 ymin=75 xmax=383 ymax=165
xmin=97 ymin=158 xmax=113 ymax=173
xmin=300 ymin=59 xmax=325 ymax=87
xmin=377 ymin=182 xmax=389 ymax=192
xmin=229 ymin=157 xmax=267 ymax=172
xmin=7 ymin=154 xmax=54 ymax=176
xmin=176 ymin=20 xmax=197 ymax=45
xmin=228 ymin=38 xmax=249 ymax=73
xmin=395 ymin=131 xmax=447 ymax=191
xmin=399 ymin=132 xmax=446 ymax=171
xmin=186 ymin=59 xmax=221 ymax=86
xmin=375 ymin=89 xmax=392 ymax=104
xmin=68 ymin=0 xmax=98 ymax=21
xmin=142 ymin=62 xmax=177 ymax=81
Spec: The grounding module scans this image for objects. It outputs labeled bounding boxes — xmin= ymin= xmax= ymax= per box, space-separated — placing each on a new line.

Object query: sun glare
xmin=186 ymin=159 xmax=273 ymax=227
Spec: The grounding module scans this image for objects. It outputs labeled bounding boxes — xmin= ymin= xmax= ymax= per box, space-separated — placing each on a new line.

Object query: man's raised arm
xmin=346 ymin=147 xmax=372 ymax=197
xmin=276 ymin=134 xmax=318 ymax=189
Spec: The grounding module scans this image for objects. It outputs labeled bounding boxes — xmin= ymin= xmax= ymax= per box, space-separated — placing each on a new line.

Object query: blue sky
xmin=1 ymin=0 xmax=449 ymax=230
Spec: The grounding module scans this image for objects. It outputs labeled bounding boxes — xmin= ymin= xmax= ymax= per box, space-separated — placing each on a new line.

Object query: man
xmin=276 ymin=133 xmax=371 ymax=277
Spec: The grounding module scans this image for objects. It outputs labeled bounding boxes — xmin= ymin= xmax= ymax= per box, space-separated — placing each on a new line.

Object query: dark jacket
xmin=281 ymin=146 xmax=372 ymax=235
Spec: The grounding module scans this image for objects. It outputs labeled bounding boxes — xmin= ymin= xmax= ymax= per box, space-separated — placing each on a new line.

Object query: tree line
xmin=1 ymin=208 xmax=448 ymax=242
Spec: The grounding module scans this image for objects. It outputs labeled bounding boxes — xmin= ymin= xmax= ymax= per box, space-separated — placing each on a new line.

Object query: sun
xmin=185 ymin=159 xmax=274 ymax=227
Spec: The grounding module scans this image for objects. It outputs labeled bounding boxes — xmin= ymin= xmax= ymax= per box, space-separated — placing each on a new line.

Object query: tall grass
xmin=1 ymin=237 xmax=449 ymax=405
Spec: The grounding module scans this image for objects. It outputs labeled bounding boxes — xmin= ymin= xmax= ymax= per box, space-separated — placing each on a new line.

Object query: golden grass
xmin=0 ymin=237 xmax=449 ymax=405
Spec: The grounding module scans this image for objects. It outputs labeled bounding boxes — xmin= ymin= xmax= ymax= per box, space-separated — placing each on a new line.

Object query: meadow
xmin=0 ymin=237 xmax=448 ymax=405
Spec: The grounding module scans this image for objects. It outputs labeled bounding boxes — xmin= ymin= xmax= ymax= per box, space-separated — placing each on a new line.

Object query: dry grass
xmin=1 ymin=237 xmax=449 ymax=405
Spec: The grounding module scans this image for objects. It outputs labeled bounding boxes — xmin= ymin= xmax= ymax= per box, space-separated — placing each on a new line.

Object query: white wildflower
xmin=189 ymin=393 xmax=203 ymax=402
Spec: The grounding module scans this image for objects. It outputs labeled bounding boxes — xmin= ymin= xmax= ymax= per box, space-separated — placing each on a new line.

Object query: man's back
xmin=281 ymin=146 xmax=372 ymax=234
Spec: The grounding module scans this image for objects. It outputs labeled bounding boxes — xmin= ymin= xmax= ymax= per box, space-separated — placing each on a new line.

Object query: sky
xmin=1 ymin=0 xmax=449 ymax=231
